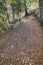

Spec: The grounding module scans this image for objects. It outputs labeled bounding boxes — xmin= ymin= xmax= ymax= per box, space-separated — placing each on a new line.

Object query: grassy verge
xmin=0 ymin=35 xmax=10 ymax=50
xmin=41 ymin=27 xmax=43 ymax=33
xmin=36 ymin=18 xmax=43 ymax=33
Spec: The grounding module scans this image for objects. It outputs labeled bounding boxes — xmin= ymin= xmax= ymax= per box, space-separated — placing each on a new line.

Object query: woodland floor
xmin=0 ymin=16 xmax=43 ymax=65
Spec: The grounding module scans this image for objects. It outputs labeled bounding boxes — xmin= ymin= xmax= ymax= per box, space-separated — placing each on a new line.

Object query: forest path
xmin=1 ymin=16 xmax=43 ymax=65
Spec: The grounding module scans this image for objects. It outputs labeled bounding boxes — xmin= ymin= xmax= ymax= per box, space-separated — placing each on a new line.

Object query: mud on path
xmin=0 ymin=16 xmax=43 ymax=65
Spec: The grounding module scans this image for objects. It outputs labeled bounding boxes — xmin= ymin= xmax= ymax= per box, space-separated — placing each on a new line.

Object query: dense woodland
xmin=0 ymin=0 xmax=43 ymax=65
xmin=0 ymin=0 xmax=43 ymax=34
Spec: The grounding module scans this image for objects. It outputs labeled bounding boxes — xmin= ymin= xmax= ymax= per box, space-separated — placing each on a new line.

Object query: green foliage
xmin=0 ymin=15 xmax=8 ymax=32
xmin=8 ymin=0 xmax=17 ymax=4
xmin=0 ymin=0 xmax=39 ymax=33
xmin=0 ymin=0 xmax=8 ymax=33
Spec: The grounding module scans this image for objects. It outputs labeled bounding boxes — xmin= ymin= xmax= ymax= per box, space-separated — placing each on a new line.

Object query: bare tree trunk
xmin=4 ymin=0 xmax=10 ymax=24
xmin=24 ymin=0 xmax=28 ymax=16
xmin=39 ymin=0 xmax=43 ymax=26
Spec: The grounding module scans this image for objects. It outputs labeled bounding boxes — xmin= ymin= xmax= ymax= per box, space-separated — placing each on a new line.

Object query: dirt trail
xmin=0 ymin=16 xmax=43 ymax=65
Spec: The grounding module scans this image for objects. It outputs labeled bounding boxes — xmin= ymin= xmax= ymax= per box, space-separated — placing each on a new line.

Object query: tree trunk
xmin=24 ymin=0 xmax=28 ymax=16
xmin=39 ymin=0 xmax=43 ymax=26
